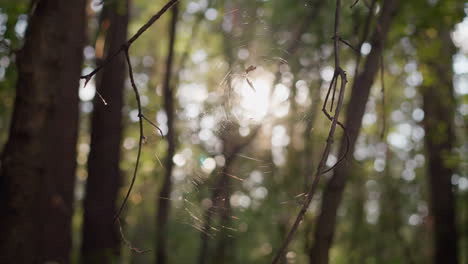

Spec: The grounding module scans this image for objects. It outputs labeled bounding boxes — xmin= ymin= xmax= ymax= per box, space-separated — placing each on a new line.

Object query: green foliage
xmin=0 ymin=0 xmax=466 ymax=263
xmin=0 ymin=0 xmax=28 ymax=146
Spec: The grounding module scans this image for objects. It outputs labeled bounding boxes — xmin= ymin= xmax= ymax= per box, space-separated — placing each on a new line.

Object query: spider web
xmin=77 ymin=0 xmax=333 ymax=262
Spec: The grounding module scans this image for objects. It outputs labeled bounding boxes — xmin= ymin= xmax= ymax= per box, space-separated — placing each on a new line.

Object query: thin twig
xmin=141 ymin=114 xmax=164 ymax=137
xmin=80 ymin=0 xmax=176 ymax=223
xmin=82 ymin=47 xmax=124 ymax=87
xmin=271 ymin=0 xmax=348 ymax=262
xmin=81 ymin=0 xmax=179 ymax=85
xmin=117 ymin=218 xmax=151 ymax=254
xmin=350 ymin=0 xmax=360 ymax=8
xmin=321 ymin=69 xmax=350 ymax=173
xmin=321 ymin=123 xmax=350 ymax=174
xmin=330 ymin=71 xmax=338 ymax=112
xmin=323 ymin=73 xmax=338 ymax=115
xmin=95 ymin=90 xmax=108 ymax=105
xmin=114 ymin=47 xmax=144 ymax=223
xmin=338 ymin=37 xmax=360 ymax=54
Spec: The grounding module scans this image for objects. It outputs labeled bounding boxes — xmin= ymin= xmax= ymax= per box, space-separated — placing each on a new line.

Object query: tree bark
xmin=155 ymin=3 xmax=178 ymax=264
xmin=197 ymin=160 xmax=234 ymax=264
xmin=308 ymin=1 xmax=399 ymax=263
xmin=420 ymin=29 xmax=459 ymax=264
xmin=197 ymin=123 xmax=259 ymax=264
xmin=81 ymin=1 xmax=129 ymax=263
xmin=0 ymin=0 xmax=85 ymax=263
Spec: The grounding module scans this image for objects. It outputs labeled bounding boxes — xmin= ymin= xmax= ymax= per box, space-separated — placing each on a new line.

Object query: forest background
xmin=0 ymin=0 xmax=467 ymax=263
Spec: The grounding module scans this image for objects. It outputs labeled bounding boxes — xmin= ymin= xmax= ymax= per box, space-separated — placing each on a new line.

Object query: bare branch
xmin=80 ymin=0 xmax=179 ymax=83
xmin=350 ymin=0 xmax=359 ymax=8
xmin=127 ymin=0 xmax=179 ymax=45
xmin=141 ymin=114 xmax=164 ymax=137
xmin=321 ymin=122 xmax=350 ymax=174
xmin=330 ymin=72 xmax=338 ymax=112
xmin=117 ymin=218 xmax=151 ymax=254
xmin=79 ymin=0 xmax=176 ymax=226
xmin=114 ymin=48 xmax=144 ymax=222
xmin=338 ymin=37 xmax=360 ymax=54
xmin=271 ymin=0 xmax=349 ymax=262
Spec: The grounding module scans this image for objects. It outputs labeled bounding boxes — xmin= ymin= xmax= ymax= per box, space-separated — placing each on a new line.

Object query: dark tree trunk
xmin=377 ymin=148 xmax=417 ymax=264
xmin=198 ymin=123 xmax=259 ymax=264
xmin=155 ymin=3 xmax=178 ymax=264
xmin=214 ymin=165 xmax=234 ymax=263
xmin=198 ymin=160 xmax=234 ymax=264
xmin=0 ymin=0 xmax=86 ymax=263
xmin=420 ymin=29 xmax=459 ymax=264
xmin=81 ymin=0 xmax=129 ymax=263
xmin=308 ymin=1 xmax=399 ymax=263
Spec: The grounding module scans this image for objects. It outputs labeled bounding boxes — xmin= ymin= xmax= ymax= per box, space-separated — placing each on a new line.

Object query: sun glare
xmin=229 ymin=67 xmax=276 ymax=123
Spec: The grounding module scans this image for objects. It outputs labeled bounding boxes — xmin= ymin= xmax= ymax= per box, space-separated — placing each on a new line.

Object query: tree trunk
xmin=197 ymin=123 xmax=259 ymax=264
xmin=0 ymin=0 xmax=85 ymax=263
xmin=214 ymin=162 xmax=237 ymax=263
xmin=308 ymin=1 xmax=399 ymax=263
xmin=155 ymin=3 xmax=178 ymax=264
xmin=198 ymin=160 xmax=234 ymax=264
xmin=420 ymin=29 xmax=459 ymax=264
xmin=81 ymin=1 xmax=129 ymax=263
xmin=377 ymin=148 xmax=417 ymax=264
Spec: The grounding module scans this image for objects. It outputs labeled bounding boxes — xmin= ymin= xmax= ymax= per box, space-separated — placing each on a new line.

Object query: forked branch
xmin=114 ymin=48 xmax=145 ymax=223
xmin=81 ymin=0 xmax=179 ymax=85
xmin=271 ymin=0 xmax=348 ymax=262
xmin=79 ymin=0 xmax=178 ymax=222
